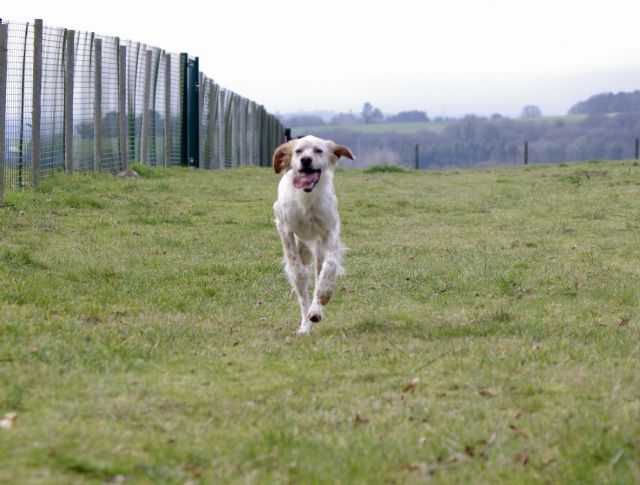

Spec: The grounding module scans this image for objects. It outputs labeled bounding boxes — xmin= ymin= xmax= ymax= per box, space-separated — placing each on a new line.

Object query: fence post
xmin=218 ymin=89 xmax=226 ymax=169
xmin=32 ymin=19 xmax=43 ymax=186
xmin=414 ymin=143 xmax=419 ymax=169
xmin=248 ymin=101 xmax=256 ymax=166
xmin=164 ymin=53 xmax=171 ymax=167
xmin=230 ymin=94 xmax=238 ymax=168
xmin=64 ymin=29 xmax=75 ymax=173
xmin=635 ymin=137 xmax=639 ymax=160
xmin=208 ymin=81 xmax=218 ymax=169
xmin=141 ymin=49 xmax=151 ymax=165
xmin=239 ymin=98 xmax=248 ymax=166
xmin=93 ymin=37 xmax=102 ymax=172
xmin=198 ymin=72 xmax=205 ymax=169
xmin=0 ymin=23 xmax=7 ymax=202
xmin=524 ymin=140 xmax=529 ymax=165
xmin=118 ymin=43 xmax=127 ymax=169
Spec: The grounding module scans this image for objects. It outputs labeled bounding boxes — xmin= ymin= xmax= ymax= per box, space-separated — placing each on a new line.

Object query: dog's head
xmin=272 ymin=135 xmax=355 ymax=192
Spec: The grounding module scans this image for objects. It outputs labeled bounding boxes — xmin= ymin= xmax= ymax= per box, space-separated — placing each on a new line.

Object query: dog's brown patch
xmin=272 ymin=141 xmax=293 ymax=173
xmin=330 ymin=142 xmax=355 ymax=163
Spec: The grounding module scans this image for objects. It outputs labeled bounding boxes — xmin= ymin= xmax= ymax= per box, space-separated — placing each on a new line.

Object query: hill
xmin=569 ymin=91 xmax=640 ymax=115
xmin=1 ymin=163 xmax=639 ymax=482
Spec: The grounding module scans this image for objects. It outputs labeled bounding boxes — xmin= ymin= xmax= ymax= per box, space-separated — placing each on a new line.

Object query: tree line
xmin=318 ymin=113 xmax=640 ymax=168
xmin=568 ymin=91 xmax=640 ymax=115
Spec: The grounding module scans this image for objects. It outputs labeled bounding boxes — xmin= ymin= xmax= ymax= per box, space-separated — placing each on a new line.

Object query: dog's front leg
xmin=308 ymin=234 xmax=343 ymax=323
xmin=277 ymin=223 xmax=312 ymax=334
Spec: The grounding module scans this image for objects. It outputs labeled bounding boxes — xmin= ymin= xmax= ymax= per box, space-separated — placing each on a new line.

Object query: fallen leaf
xmin=479 ymin=389 xmax=497 ymax=398
xmin=402 ymin=377 xmax=419 ymax=393
xmin=407 ymin=462 xmax=428 ymax=473
xmin=514 ymin=451 xmax=529 ymax=465
xmin=464 ymin=445 xmax=475 ymax=457
xmin=0 ymin=412 xmax=18 ymax=429
xmin=509 ymin=424 xmax=529 ymax=438
xmin=354 ymin=414 xmax=369 ymax=427
xmin=618 ymin=317 xmax=630 ymax=326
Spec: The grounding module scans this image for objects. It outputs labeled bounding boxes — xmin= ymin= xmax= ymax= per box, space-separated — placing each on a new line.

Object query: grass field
xmin=1 ymin=160 xmax=639 ymax=483
xmin=291 ymin=114 xmax=589 ymax=138
xmin=291 ymin=121 xmax=453 ymax=137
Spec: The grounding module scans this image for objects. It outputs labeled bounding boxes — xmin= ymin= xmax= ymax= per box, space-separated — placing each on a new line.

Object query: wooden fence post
xmin=414 ymin=143 xmax=419 ymax=169
xmin=239 ymin=98 xmax=248 ymax=166
xmin=524 ymin=141 xmax=529 ymax=165
xmin=118 ymin=43 xmax=127 ymax=169
xmin=164 ymin=53 xmax=171 ymax=167
xmin=198 ymin=72 xmax=205 ymax=169
xmin=230 ymin=94 xmax=238 ymax=168
xmin=248 ymin=101 xmax=256 ymax=166
xmin=208 ymin=81 xmax=218 ymax=169
xmin=635 ymin=137 xmax=639 ymax=160
xmin=141 ymin=49 xmax=151 ymax=165
xmin=32 ymin=19 xmax=42 ymax=185
xmin=0 ymin=23 xmax=7 ymax=201
xmin=64 ymin=29 xmax=75 ymax=173
xmin=218 ymin=89 xmax=226 ymax=169
xmin=94 ymin=37 xmax=102 ymax=172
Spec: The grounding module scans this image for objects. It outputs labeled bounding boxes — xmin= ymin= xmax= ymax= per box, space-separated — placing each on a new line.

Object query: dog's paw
xmin=307 ymin=304 xmax=323 ymax=323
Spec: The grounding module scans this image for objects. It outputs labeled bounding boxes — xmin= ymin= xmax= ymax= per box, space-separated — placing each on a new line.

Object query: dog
xmin=272 ymin=135 xmax=355 ymax=335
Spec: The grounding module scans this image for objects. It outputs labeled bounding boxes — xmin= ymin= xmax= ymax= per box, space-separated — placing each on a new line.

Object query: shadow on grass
xmin=326 ymin=310 xmax=549 ymax=341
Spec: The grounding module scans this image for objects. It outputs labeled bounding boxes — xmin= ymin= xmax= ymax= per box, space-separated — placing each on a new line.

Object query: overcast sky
xmin=4 ymin=0 xmax=640 ymax=117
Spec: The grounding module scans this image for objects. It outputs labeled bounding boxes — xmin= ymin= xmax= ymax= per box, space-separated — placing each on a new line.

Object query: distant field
xmin=1 ymin=161 xmax=639 ymax=482
xmin=291 ymin=114 xmax=589 ymax=137
xmin=292 ymin=120 xmax=451 ymax=137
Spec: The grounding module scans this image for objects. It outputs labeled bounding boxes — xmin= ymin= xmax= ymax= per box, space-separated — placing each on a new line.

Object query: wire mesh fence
xmin=0 ymin=19 xmax=286 ymax=200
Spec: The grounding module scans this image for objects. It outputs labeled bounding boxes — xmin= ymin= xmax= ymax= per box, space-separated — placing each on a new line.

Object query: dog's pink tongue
xmin=293 ymin=171 xmax=320 ymax=189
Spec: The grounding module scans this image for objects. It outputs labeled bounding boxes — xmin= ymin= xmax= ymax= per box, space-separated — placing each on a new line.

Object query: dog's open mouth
xmin=293 ymin=169 xmax=321 ymax=192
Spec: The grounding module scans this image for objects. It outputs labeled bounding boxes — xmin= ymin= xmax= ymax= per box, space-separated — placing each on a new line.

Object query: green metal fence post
xmin=32 ymin=19 xmax=43 ymax=185
xmin=93 ymin=37 xmax=102 ymax=172
xmin=118 ymin=41 xmax=127 ymax=170
xmin=64 ymin=29 xmax=75 ymax=173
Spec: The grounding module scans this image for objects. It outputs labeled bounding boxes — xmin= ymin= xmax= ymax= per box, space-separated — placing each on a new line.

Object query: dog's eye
xmin=295 ymin=149 xmax=303 ymax=154
xmin=313 ymin=148 xmax=323 ymax=154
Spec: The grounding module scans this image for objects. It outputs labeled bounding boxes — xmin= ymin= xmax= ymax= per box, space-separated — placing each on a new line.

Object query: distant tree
xmin=521 ymin=105 xmax=542 ymax=118
xmin=362 ymin=102 xmax=384 ymax=123
xmin=330 ymin=112 xmax=359 ymax=125
xmin=490 ymin=113 xmax=505 ymax=121
xmin=76 ymin=121 xmax=94 ymax=139
xmin=387 ymin=110 xmax=429 ymax=123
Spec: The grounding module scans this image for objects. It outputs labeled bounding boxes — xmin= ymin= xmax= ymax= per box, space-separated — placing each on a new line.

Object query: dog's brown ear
xmin=272 ymin=141 xmax=293 ymax=174
xmin=329 ymin=141 xmax=355 ymax=163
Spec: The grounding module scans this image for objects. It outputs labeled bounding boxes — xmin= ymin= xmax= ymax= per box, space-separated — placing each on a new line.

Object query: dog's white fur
xmin=272 ymin=135 xmax=355 ymax=335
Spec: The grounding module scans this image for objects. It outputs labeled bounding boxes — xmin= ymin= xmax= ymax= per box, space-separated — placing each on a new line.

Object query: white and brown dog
xmin=272 ymin=135 xmax=355 ymax=335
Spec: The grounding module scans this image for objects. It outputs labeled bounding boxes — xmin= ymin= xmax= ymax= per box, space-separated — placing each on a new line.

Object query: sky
xmin=4 ymin=0 xmax=640 ymax=118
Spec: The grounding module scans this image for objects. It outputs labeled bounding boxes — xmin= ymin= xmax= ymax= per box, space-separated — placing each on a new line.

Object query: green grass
xmin=1 ymin=161 xmax=639 ymax=483
xmin=292 ymin=120 xmax=452 ymax=136
xmin=363 ymin=164 xmax=411 ymax=174
xmin=291 ymin=114 xmax=590 ymax=137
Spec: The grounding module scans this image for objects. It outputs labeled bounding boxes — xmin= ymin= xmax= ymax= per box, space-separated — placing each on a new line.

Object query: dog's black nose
xmin=301 ymin=157 xmax=313 ymax=169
